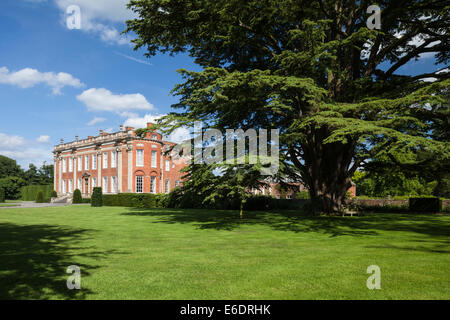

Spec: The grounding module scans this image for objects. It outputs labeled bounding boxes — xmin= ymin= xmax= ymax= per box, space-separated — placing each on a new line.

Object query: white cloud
xmin=77 ymin=88 xmax=154 ymax=114
xmin=0 ymin=133 xmax=27 ymax=149
xmin=54 ymin=0 xmax=136 ymax=45
xmin=123 ymin=114 xmax=192 ymax=143
xmin=123 ymin=114 xmax=165 ymax=128
xmin=37 ymin=135 xmax=50 ymax=143
xmin=87 ymin=117 xmax=107 ymax=126
xmin=0 ymin=66 xmax=84 ymax=95
xmin=0 ymin=133 xmax=52 ymax=168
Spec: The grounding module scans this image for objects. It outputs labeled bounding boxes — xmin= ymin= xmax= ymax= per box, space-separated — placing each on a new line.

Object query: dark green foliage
xmin=22 ymin=163 xmax=54 ymax=185
xmin=126 ymin=0 xmax=450 ymax=214
xmin=35 ymin=191 xmax=44 ymax=203
xmin=72 ymin=189 xmax=82 ymax=204
xmin=51 ymin=190 xmax=58 ymax=198
xmin=0 ymin=155 xmax=22 ymax=179
xmin=409 ymin=198 xmax=442 ymax=213
xmin=91 ymin=187 xmax=103 ymax=207
xmin=102 ymin=193 xmax=163 ymax=208
xmin=21 ymin=185 xmax=53 ymax=201
xmin=0 ymin=177 xmax=27 ymax=200
xmin=0 ymin=188 xmax=5 ymax=203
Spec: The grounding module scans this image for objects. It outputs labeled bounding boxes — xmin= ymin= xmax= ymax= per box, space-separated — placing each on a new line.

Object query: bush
xmin=35 ymin=190 xmax=44 ymax=203
xmin=73 ymin=189 xmax=82 ymax=204
xmin=0 ymin=187 xmax=5 ymax=203
xmin=409 ymin=197 xmax=442 ymax=213
xmin=91 ymin=187 xmax=103 ymax=207
xmin=51 ymin=190 xmax=58 ymax=198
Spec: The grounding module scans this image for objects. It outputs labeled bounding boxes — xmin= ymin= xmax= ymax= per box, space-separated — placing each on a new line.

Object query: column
xmin=97 ymin=151 xmax=102 ymax=190
xmin=127 ymin=145 xmax=133 ymax=192
xmin=58 ymin=157 xmax=62 ymax=194
xmin=53 ymin=157 xmax=57 ymax=193
xmin=118 ymin=148 xmax=122 ymax=193
xmin=73 ymin=156 xmax=77 ymax=192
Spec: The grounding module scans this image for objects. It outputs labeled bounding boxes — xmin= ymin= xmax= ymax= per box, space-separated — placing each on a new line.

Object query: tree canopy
xmin=126 ymin=0 xmax=449 ymax=213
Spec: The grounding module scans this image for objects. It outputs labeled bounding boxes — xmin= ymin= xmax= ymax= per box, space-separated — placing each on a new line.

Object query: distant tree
xmin=0 ymin=176 xmax=26 ymax=200
xmin=38 ymin=163 xmax=54 ymax=185
xmin=20 ymin=162 xmax=54 ymax=185
xmin=0 ymin=155 xmax=22 ymax=179
xmin=203 ymin=163 xmax=264 ymax=218
xmin=73 ymin=189 xmax=83 ymax=204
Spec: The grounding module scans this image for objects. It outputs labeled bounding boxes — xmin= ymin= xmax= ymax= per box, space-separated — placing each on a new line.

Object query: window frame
xmin=136 ymin=176 xmax=143 ymax=193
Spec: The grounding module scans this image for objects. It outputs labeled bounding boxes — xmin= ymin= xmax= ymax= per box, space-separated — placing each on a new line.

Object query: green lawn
xmin=0 ymin=206 xmax=448 ymax=300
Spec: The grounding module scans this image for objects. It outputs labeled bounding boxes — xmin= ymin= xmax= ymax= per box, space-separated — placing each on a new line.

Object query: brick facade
xmin=53 ymin=123 xmax=186 ymax=197
xmin=53 ymin=122 xmax=357 ymax=199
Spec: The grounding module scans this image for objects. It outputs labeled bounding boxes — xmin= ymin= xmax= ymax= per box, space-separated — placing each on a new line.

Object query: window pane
xmin=151 ymin=151 xmax=157 ymax=168
xmin=136 ymin=176 xmax=143 ymax=193
xmin=103 ymin=152 xmax=108 ymax=169
xmin=136 ymin=150 xmax=143 ymax=167
xmin=92 ymin=155 xmax=97 ymax=170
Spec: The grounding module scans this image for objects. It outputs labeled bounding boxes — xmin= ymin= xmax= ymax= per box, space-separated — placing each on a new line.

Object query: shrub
xmin=91 ymin=187 xmax=103 ymax=207
xmin=51 ymin=190 xmax=58 ymax=198
xmin=0 ymin=187 xmax=5 ymax=203
xmin=409 ymin=197 xmax=442 ymax=213
xmin=35 ymin=190 xmax=44 ymax=203
xmin=73 ymin=189 xmax=82 ymax=204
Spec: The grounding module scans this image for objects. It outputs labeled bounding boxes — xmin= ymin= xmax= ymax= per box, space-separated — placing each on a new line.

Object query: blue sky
xmin=0 ymin=0 xmax=445 ymax=168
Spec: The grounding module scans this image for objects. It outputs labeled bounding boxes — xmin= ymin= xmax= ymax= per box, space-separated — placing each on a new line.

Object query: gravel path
xmin=0 ymin=201 xmax=88 ymax=209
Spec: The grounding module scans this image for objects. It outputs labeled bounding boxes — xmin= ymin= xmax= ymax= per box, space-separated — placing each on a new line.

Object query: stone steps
xmin=51 ymin=195 xmax=73 ymax=204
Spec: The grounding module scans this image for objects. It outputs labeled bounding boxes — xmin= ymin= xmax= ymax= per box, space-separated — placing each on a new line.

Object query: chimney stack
xmin=120 ymin=124 xmax=124 ymax=132
xmin=60 ymin=138 xmax=64 ymax=144
xmin=75 ymin=135 xmax=79 ymax=142
xmin=99 ymin=129 xmax=103 ymax=135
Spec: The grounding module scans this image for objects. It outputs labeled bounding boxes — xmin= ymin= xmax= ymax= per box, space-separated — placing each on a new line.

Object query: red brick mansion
xmin=53 ymin=123 xmax=186 ymax=197
xmin=53 ymin=122 xmax=355 ymax=199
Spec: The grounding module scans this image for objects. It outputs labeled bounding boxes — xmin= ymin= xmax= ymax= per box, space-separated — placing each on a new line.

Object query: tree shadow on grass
xmin=121 ymin=208 xmax=450 ymax=240
xmin=0 ymin=223 xmax=120 ymax=300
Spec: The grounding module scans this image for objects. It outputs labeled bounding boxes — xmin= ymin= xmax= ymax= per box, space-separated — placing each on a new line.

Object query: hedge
xmin=102 ymin=193 xmax=168 ymax=208
xmin=35 ymin=190 xmax=45 ymax=203
xmin=409 ymin=197 xmax=442 ymax=213
xmin=21 ymin=185 xmax=53 ymax=201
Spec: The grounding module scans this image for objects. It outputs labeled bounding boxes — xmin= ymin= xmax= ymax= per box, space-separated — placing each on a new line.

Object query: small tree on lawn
xmin=35 ymin=190 xmax=44 ymax=203
xmin=91 ymin=187 xmax=103 ymax=207
xmin=73 ymin=189 xmax=82 ymax=204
